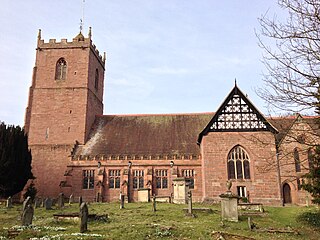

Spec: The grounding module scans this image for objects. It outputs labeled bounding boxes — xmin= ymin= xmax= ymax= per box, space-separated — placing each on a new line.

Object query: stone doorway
xmin=283 ymin=183 xmax=292 ymax=204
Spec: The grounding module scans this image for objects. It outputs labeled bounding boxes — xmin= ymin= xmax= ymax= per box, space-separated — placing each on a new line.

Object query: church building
xmin=24 ymin=29 xmax=318 ymax=205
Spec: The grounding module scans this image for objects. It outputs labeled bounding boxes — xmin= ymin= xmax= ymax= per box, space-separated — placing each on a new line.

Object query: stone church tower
xmin=25 ymin=29 xmax=105 ymax=197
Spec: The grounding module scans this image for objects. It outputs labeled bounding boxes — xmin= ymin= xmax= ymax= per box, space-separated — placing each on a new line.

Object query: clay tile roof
xmin=75 ymin=113 xmax=213 ymax=156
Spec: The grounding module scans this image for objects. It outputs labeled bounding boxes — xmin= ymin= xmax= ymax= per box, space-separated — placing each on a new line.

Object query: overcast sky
xmin=0 ymin=0 xmax=284 ymax=126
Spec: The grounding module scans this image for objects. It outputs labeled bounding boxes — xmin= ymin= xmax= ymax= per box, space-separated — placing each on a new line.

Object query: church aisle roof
xmin=73 ymin=113 xmax=318 ymax=157
xmin=75 ymin=113 xmax=213 ymax=156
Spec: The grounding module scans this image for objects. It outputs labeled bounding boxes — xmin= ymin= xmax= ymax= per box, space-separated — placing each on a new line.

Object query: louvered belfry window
xmin=227 ymin=146 xmax=250 ymax=180
xmin=55 ymin=58 xmax=67 ymax=80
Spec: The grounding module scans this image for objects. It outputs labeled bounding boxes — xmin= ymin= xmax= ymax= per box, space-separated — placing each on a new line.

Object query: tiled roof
xmin=74 ymin=113 xmax=213 ymax=156
xmin=73 ymin=113 xmax=318 ymax=156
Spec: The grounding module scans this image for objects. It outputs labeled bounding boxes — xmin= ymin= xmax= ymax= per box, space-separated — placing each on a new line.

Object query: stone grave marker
xmin=21 ymin=204 xmax=34 ymax=226
xmin=22 ymin=196 xmax=32 ymax=212
xmin=120 ymin=193 xmax=125 ymax=209
xmin=79 ymin=196 xmax=83 ymax=206
xmin=152 ymin=194 xmax=156 ymax=212
xmin=35 ymin=198 xmax=41 ymax=208
xmin=69 ymin=194 xmax=74 ymax=204
xmin=80 ymin=202 xmax=88 ymax=233
xmin=6 ymin=196 xmax=13 ymax=208
xmin=219 ymin=181 xmax=239 ymax=222
xmin=187 ymin=191 xmax=193 ymax=215
xmin=57 ymin=193 xmax=64 ymax=208
xmin=45 ymin=198 xmax=53 ymax=210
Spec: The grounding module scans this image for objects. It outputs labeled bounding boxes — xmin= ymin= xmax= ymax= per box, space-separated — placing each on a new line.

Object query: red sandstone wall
xmin=25 ymin=36 xmax=105 ymax=198
xmin=201 ymin=131 xmax=281 ymax=205
xmin=30 ymin=145 xmax=73 ymax=197
xmin=62 ymin=159 xmax=203 ymax=202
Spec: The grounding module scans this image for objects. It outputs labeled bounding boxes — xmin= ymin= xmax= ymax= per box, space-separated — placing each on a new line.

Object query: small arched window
xmin=227 ymin=146 xmax=250 ymax=180
xmin=55 ymin=58 xmax=67 ymax=80
xmin=294 ymin=148 xmax=301 ymax=172
xmin=95 ymin=69 xmax=99 ymax=90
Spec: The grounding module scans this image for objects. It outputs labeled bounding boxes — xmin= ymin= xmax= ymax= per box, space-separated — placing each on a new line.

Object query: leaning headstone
xmin=152 ymin=194 xmax=156 ymax=212
xmin=22 ymin=196 xmax=32 ymax=212
xmin=80 ymin=202 xmax=88 ymax=233
xmin=79 ymin=196 xmax=83 ymax=206
xmin=120 ymin=193 xmax=125 ymax=209
xmin=57 ymin=193 xmax=64 ymax=208
xmin=21 ymin=204 xmax=34 ymax=226
xmin=45 ymin=198 xmax=53 ymax=210
xmin=6 ymin=196 xmax=13 ymax=208
xmin=69 ymin=194 xmax=74 ymax=205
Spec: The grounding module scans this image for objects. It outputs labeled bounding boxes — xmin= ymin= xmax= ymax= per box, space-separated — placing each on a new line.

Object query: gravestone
xmin=79 ymin=196 xmax=83 ymax=206
xmin=219 ymin=181 xmax=239 ymax=222
xmin=44 ymin=198 xmax=53 ymax=210
xmin=57 ymin=193 xmax=64 ymax=208
xmin=35 ymin=198 xmax=41 ymax=208
xmin=22 ymin=196 xmax=32 ymax=212
xmin=69 ymin=194 xmax=74 ymax=204
xmin=6 ymin=196 xmax=13 ymax=208
xmin=187 ymin=191 xmax=193 ymax=215
xmin=21 ymin=204 xmax=34 ymax=226
xmin=80 ymin=202 xmax=88 ymax=233
xmin=173 ymin=178 xmax=189 ymax=204
xmin=138 ymin=188 xmax=150 ymax=202
xmin=152 ymin=194 xmax=156 ymax=212
xmin=120 ymin=193 xmax=125 ymax=209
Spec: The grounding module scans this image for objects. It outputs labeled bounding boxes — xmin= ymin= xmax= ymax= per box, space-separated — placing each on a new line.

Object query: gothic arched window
xmin=294 ymin=148 xmax=301 ymax=172
xmin=55 ymin=58 xmax=67 ymax=80
xmin=227 ymin=146 xmax=250 ymax=180
xmin=307 ymin=148 xmax=314 ymax=171
xmin=95 ymin=69 xmax=99 ymax=90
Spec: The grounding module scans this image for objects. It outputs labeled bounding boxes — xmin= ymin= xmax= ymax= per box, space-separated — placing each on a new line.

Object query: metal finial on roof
xmin=234 ymin=78 xmax=237 ymax=86
xmin=79 ymin=0 xmax=85 ymax=33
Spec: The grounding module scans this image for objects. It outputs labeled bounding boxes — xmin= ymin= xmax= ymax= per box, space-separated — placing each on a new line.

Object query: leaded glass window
xmin=109 ymin=170 xmax=121 ymax=188
xmin=155 ymin=170 xmax=168 ymax=189
xmin=227 ymin=146 xmax=250 ymax=180
xmin=83 ymin=170 xmax=94 ymax=189
xmin=133 ymin=170 xmax=144 ymax=189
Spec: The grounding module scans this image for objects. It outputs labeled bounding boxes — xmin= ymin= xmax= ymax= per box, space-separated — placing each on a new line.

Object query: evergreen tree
xmin=0 ymin=122 xmax=33 ymax=197
xmin=302 ymin=145 xmax=320 ymax=205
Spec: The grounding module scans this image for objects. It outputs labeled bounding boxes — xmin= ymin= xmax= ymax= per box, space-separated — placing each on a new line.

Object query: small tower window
xmin=55 ymin=58 xmax=67 ymax=80
xmin=95 ymin=69 xmax=99 ymax=90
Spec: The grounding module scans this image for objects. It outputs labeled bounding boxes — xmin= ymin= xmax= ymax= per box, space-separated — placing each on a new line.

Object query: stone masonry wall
xmin=201 ymin=131 xmax=281 ymax=205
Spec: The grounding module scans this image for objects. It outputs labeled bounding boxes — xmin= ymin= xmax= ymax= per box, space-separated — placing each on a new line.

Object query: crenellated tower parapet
xmin=36 ymin=28 xmax=105 ymax=68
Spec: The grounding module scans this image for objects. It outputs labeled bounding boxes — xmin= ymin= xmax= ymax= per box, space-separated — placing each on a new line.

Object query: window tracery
xmin=55 ymin=58 xmax=67 ymax=80
xmin=227 ymin=146 xmax=250 ymax=180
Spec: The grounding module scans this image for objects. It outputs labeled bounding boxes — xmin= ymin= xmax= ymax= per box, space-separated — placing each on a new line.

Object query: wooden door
xmin=283 ymin=183 xmax=292 ymax=204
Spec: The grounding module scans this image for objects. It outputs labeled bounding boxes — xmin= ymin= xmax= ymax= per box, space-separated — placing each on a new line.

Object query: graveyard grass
xmin=0 ymin=202 xmax=319 ymax=240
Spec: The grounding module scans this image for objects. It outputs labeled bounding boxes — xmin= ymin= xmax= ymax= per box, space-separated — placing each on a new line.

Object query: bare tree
xmin=257 ymin=0 xmax=320 ymax=114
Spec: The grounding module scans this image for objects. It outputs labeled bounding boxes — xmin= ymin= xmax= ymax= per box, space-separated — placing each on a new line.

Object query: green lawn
xmin=0 ymin=202 xmax=319 ymax=239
